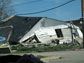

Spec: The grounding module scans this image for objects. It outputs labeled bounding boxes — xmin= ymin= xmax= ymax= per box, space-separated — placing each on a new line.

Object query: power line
xmin=16 ymin=0 xmax=76 ymax=15
xmin=6 ymin=0 xmax=43 ymax=8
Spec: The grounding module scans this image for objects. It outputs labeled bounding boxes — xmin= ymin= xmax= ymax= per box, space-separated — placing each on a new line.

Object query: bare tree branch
xmin=0 ymin=0 xmax=15 ymax=20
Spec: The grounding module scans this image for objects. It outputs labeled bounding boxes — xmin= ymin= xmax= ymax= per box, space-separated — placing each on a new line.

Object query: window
xmin=55 ymin=29 xmax=63 ymax=37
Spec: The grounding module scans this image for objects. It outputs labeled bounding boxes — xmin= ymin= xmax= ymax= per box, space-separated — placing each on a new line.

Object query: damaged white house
xmin=18 ymin=17 xmax=83 ymax=44
xmin=0 ymin=15 xmax=83 ymax=45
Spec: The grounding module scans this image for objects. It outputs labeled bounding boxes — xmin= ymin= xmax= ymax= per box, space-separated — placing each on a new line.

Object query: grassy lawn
xmin=11 ymin=44 xmax=82 ymax=53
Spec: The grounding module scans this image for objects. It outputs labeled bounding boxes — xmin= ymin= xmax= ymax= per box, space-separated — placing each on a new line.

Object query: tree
xmin=0 ymin=0 xmax=15 ymax=20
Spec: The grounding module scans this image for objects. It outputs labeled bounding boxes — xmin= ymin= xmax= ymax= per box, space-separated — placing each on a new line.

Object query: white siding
xmin=60 ymin=28 xmax=72 ymax=43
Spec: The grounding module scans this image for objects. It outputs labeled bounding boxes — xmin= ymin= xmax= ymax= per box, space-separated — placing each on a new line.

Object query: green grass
xmin=11 ymin=44 xmax=82 ymax=53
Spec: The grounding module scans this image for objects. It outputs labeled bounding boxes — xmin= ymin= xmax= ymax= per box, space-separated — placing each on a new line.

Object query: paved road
xmin=1 ymin=50 xmax=84 ymax=63
xmin=29 ymin=49 xmax=84 ymax=63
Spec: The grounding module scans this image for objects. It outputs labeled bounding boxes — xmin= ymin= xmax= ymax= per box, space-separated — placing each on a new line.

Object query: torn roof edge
xmin=0 ymin=15 xmax=64 ymax=23
xmin=1 ymin=15 xmax=79 ymax=23
xmin=1 ymin=15 xmax=15 ymax=22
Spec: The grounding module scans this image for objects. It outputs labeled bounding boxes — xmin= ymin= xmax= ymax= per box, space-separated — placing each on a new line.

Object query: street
xmin=0 ymin=49 xmax=84 ymax=63
xmin=28 ymin=49 xmax=84 ymax=63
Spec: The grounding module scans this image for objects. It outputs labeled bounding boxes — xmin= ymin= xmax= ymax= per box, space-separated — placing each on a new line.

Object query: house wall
xmin=35 ymin=27 xmax=58 ymax=43
xmin=60 ymin=28 xmax=72 ymax=43
xmin=35 ymin=26 xmax=72 ymax=44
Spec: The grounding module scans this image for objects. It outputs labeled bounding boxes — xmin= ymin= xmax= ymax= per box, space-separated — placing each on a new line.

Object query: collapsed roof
xmin=0 ymin=15 xmax=42 ymax=44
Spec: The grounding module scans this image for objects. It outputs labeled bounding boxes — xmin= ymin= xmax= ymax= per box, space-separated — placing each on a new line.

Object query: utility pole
xmin=81 ymin=0 xmax=84 ymax=48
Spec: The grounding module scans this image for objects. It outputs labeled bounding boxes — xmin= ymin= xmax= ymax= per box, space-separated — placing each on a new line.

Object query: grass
xmin=11 ymin=44 xmax=82 ymax=53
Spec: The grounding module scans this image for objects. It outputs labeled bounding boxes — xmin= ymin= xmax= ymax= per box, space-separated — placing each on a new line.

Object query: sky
xmin=12 ymin=0 xmax=81 ymax=21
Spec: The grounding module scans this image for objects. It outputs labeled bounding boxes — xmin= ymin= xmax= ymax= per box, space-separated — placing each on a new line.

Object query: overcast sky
xmin=12 ymin=0 xmax=81 ymax=21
